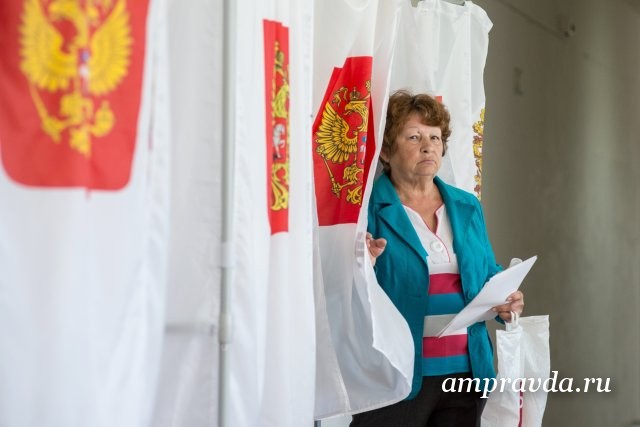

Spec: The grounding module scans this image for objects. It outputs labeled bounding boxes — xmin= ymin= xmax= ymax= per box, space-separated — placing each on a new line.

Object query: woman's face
xmin=382 ymin=113 xmax=444 ymax=183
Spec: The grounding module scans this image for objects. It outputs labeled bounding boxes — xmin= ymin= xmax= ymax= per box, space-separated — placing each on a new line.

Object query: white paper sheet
xmin=436 ymin=256 xmax=537 ymax=337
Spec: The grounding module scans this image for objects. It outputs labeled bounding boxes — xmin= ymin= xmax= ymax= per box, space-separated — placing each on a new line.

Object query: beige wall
xmin=475 ymin=0 xmax=640 ymax=424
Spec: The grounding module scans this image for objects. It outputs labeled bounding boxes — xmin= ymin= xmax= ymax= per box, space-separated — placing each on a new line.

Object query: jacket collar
xmin=374 ymin=174 xmax=476 ymax=259
xmin=436 ymin=176 xmax=476 ymax=253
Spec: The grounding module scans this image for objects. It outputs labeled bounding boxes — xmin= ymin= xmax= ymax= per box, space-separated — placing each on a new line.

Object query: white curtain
xmin=391 ymin=0 xmax=492 ymax=197
xmin=312 ymin=0 xmax=414 ymax=419
xmin=230 ymin=0 xmax=317 ymax=426
xmin=153 ymin=1 xmax=317 ymax=426
xmin=151 ymin=0 xmax=223 ymax=425
xmin=0 ymin=0 xmax=171 ymax=425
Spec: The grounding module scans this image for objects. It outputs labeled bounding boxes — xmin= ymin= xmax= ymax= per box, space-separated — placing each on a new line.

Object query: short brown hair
xmin=381 ymin=90 xmax=452 ymax=169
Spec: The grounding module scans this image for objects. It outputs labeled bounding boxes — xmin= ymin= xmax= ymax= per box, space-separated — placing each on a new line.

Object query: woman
xmin=353 ymin=91 xmax=524 ymax=426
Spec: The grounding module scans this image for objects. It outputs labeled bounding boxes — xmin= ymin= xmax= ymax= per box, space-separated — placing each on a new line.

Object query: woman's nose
xmin=421 ymin=142 xmax=434 ymax=152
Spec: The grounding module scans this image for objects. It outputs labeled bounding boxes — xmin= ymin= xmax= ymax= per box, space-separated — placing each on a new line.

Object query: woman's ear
xmin=380 ymin=146 xmax=390 ymax=164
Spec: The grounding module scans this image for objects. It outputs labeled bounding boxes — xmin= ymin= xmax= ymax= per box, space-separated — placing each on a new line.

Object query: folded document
xmin=436 ymin=256 xmax=537 ymax=337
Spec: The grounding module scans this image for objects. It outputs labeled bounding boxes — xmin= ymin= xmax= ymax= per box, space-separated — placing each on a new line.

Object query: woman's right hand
xmin=366 ymin=232 xmax=387 ymax=267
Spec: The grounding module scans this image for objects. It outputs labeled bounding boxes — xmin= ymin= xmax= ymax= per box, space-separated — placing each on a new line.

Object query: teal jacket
xmin=368 ymin=173 xmax=502 ymax=400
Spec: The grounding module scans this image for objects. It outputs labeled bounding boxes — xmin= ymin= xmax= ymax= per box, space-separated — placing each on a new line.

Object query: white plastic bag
xmin=481 ymin=314 xmax=550 ymax=427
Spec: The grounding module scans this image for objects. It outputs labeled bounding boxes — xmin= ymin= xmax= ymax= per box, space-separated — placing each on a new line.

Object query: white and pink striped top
xmin=403 ymin=204 xmax=471 ymax=376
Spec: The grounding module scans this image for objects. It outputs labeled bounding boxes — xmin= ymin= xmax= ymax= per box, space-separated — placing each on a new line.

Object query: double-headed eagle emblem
xmin=314 ymin=81 xmax=371 ymax=206
xmin=19 ymin=0 xmax=132 ymax=156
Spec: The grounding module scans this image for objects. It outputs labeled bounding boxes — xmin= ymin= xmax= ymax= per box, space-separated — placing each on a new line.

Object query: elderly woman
xmin=352 ymin=91 xmax=524 ymax=426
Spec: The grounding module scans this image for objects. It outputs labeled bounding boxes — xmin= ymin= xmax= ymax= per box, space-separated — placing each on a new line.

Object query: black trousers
xmin=350 ymin=373 xmax=486 ymax=427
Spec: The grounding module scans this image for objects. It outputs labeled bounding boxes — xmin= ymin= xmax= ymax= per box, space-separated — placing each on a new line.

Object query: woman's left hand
xmin=491 ymin=291 xmax=524 ymax=322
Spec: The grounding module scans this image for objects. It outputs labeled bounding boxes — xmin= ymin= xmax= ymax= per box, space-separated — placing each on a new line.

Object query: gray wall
xmin=475 ymin=0 xmax=640 ymax=425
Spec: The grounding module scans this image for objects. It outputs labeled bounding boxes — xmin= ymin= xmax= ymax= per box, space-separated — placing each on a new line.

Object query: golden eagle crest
xmin=472 ymin=107 xmax=485 ymax=199
xmin=19 ymin=0 xmax=132 ymax=156
xmin=314 ymin=80 xmax=371 ymax=206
